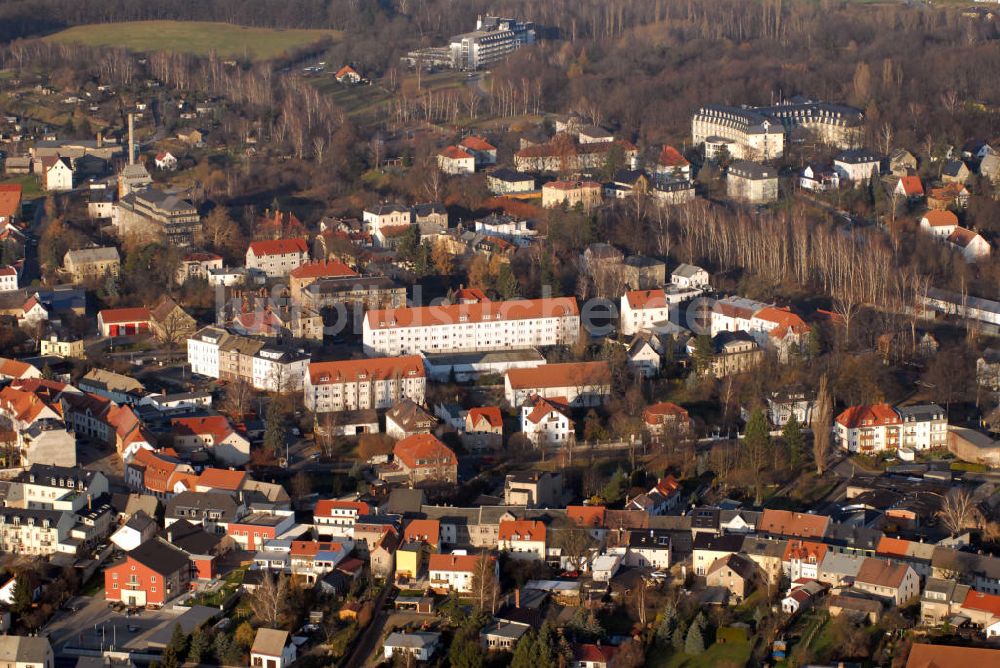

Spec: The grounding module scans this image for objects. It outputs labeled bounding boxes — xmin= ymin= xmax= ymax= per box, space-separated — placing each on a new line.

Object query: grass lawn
xmin=0 ymin=174 xmax=43 ymax=201
xmin=44 ymin=21 xmax=342 ymax=60
xmin=647 ymin=636 xmax=752 ymax=668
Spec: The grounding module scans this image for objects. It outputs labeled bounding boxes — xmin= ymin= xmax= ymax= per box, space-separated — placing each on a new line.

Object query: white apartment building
xmin=710 ymin=296 xmax=771 ymax=336
xmin=363 ymin=204 xmax=412 ymax=234
xmin=428 ymin=553 xmax=495 ymax=594
xmin=0 ymin=507 xmax=76 ymax=556
xmin=835 ymin=403 xmax=947 ymax=453
xmin=252 ymin=347 xmax=309 ymax=393
xmin=245 ymin=238 xmax=310 ymax=278
xmin=187 ymin=327 xmax=230 ymax=378
xmin=362 ymin=297 xmax=580 ymax=356
xmin=304 ymin=356 xmax=427 ymax=414
xmin=520 ymin=395 xmax=573 ymax=446
xmin=313 ymin=500 xmax=370 ymax=537
xmin=620 ymin=289 xmax=670 ymax=336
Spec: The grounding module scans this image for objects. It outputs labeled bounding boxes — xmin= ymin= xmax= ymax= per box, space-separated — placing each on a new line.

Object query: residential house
xmin=481 ymin=622 xmax=530 ymax=652
xmin=498 ymin=519 xmax=546 ymax=560
xmin=363 ymin=204 xmax=412 ymax=234
xmin=0 ymin=636 xmax=53 ymax=668
xmin=42 ymin=156 xmax=73 ymax=191
xmin=571 ymin=643 xmax=617 ymax=668
xmin=429 ymin=553 xmax=496 ymax=594
xmin=541 ymin=180 xmax=602 ymax=210
xmin=520 ymin=395 xmax=573 ymax=447
xmin=314 ymin=500 xmax=370 ymax=537
xmin=671 ymin=264 xmax=710 ymax=290
xmin=165 ymin=491 xmax=244 ymax=535
xmin=103 ymin=537 xmax=191 ymax=607
xmin=459 ymin=136 xmax=497 ymax=167
xmin=393 ymin=434 xmax=458 ymax=484
xmin=627 ymin=336 xmax=660 ymax=377
xmin=942 ymin=159 xmax=970 ymax=184
xmin=463 ymin=406 xmax=503 ymax=451
xmin=250 ymin=628 xmax=296 ymax=668
xmin=643 ymin=402 xmax=691 ymax=440
xmin=0 ymin=265 xmax=16 ymax=292
xmin=170 ymin=415 xmax=250 ymax=467
xmin=853 ymin=557 xmax=919 ymax=606
xmin=175 ymin=252 xmax=223 ymax=284
xmin=656 ymin=145 xmax=691 ymax=178
xmin=335 ymin=65 xmax=362 ymax=83
xmin=149 ymin=296 xmax=197 ymax=345
xmin=947 ymin=227 xmax=991 ymax=262
xmin=757 ymin=509 xmax=830 ymax=540
xmin=154 ymin=152 xmax=177 ymax=170
xmin=727 ymin=161 xmax=778 ymax=204
xmin=920 ymin=211 xmax=959 ymax=239
xmin=620 ymin=289 xmax=670 ymax=336
xmin=698 ymin=331 xmax=763 ymax=377
xmin=79 ymin=368 xmax=144 ymax=404
xmin=799 ymin=164 xmax=839 ymax=191
xmin=438 ymin=146 xmax=476 ymax=175
xmin=385 ymin=399 xmax=438 ymax=440
xmin=383 ymin=632 xmax=440 ymax=662
xmin=889 ymin=148 xmax=917 ymax=176
xmin=905 ymin=644 xmax=1000 ymax=668
xmin=504 ymin=472 xmax=563 ymax=507
xmin=693 ymin=533 xmax=745 ymax=576
xmin=706 ymin=553 xmax=757 ymax=603
xmin=624 ymin=529 xmax=672 ymax=570
xmin=783 ymin=540 xmax=828 ymax=582
xmin=245 ymin=238 xmax=309 ymax=278
xmin=894 ymin=175 xmax=924 ymax=199
xmin=834 ymin=149 xmax=880 ymax=184
xmin=487 ymin=168 xmax=535 ymax=194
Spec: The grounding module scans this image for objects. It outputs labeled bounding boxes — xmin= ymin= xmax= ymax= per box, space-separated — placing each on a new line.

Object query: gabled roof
xmin=905 ymin=644 xmax=1000 ymax=668
xmin=247 ymin=238 xmax=308 ymax=257
xmin=961 ymin=589 xmax=1000 ymax=618
xmin=403 ymin=518 xmax=440 ymax=544
xmin=506 ymin=361 xmax=610 ymax=390
xmin=440 ymin=145 xmax=474 ymax=160
xmin=524 ymin=394 xmax=571 ymax=424
xmin=196 ymin=467 xmax=247 ymax=491
xmin=308 ymin=355 xmax=425 ymax=385
xmin=459 ymin=135 xmax=496 ymax=152
xmin=467 ymin=406 xmax=502 ymax=429
xmin=171 ymin=416 xmax=236 ymax=442
xmin=251 ymin=628 xmax=290 ymax=657
xmin=0 ymin=184 xmax=22 ymax=220
xmin=499 ymin=519 xmax=546 ymax=542
xmin=393 ymin=434 xmax=456 ymax=470
xmin=947 ymin=227 xmax=984 ymax=249
xmin=921 ymin=210 xmax=959 ymax=227
xmin=335 ymin=65 xmax=360 ymax=79
xmin=428 ymin=552 xmax=488 ymax=573
xmin=99 ymin=307 xmax=151 ymax=324
xmin=315 ymin=499 xmax=370 ymax=517
xmin=897 ymin=175 xmax=924 ymax=196
xmin=758 ymin=509 xmax=830 ymax=538
xmin=127 ymin=537 xmax=190 ymax=575
xmin=625 ymin=288 xmax=667 ymax=310
xmin=572 ymin=643 xmax=616 ymax=664
xmin=855 ymin=557 xmax=910 ymax=589
xmin=567 ymin=505 xmax=606 ymax=528
xmin=836 ymin=403 xmax=900 ymax=429
xmin=644 ymin=401 xmax=689 ymax=425
xmin=288 ymin=259 xmax=357 ymax=280
xmin=658 ymin=145 xmax=689 ymax=168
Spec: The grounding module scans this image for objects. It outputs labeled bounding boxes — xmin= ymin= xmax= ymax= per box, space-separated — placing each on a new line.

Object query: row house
xmin=245 ymin=238 xmax=310 ymax=278
xmin=304 ymin=356 xmax=426 ymax=414
xmin=853 ymin=557 xmax=919 ymax=606
xmin=186 ymin=327 xmax=309 ymax=392
xmin=12 ymin=465 xmax=109 ymax=513
xmin=498 ymin=519 xmax=546 ymax=560
xmin=835 ymin=403 xmax=947 ymax=453
xmin=362 ymin=297 xmax=581 ymax=357
xmin=503 ymin=361 xmax=611 ymax=408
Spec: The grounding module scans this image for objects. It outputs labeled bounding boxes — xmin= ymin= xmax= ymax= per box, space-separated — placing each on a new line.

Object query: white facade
xmin=245 ymin=240 xmax=309 ymax=278
xmin=620 ymin=289 xmax=670 ymax=336
xmin=520 ymin=398 xmax=573 ymax=446
xmin=45 ymin=160 xmax=73 ymax=191
xmin=363 ymin=298 xmax=580 ymax=356
xmin=252 ymin=349 xmax=308 ymax=393
xmin=363 ymin=205 xmax=412 ymax=234
xmin=0 ymin=267 xmax=17 ymax=292
xmin=671 ymin=264 xmax=709 ymax=290
xmin=187 ymin=328 xmax=226 ymax=378
xmin=303 ymin=357 xmax=427 ymax=413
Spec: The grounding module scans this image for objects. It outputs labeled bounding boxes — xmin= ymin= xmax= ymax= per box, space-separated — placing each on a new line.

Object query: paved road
xmin=342 ymin=584 xmax=393 ymax=668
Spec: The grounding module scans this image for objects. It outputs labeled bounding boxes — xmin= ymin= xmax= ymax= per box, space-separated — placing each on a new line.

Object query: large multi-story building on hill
xmin=692 ymin=99 xmax=864 ymax=161
xmin=113 ymin=188 xmax=199 ymax=246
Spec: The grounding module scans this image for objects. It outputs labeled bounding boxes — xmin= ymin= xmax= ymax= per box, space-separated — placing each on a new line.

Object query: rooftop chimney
xmin=128 ymin=113 xmax=135 ymax=166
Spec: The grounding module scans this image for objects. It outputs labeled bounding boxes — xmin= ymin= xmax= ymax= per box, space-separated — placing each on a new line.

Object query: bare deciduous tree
xmin=812 ymin=374 xmax=832 ymax=475
xmin=938 ymin=488 xmax=981 ymax=537
xmin=249 ymin=569 xmax=288 ymax=626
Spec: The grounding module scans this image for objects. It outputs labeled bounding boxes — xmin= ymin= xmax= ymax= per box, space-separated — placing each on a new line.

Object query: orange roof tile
xmin=836 ymin=403 xmax=900 ymax=429
xmin=625 ymin=289 xmax=667 ymax=310
xmin=876 ymin=536 xmax=914 ymax=558
xmin=499 ymin=519 xmax=546 ymax=542
xmin=460 ymin=135 xmax=496 ymax=152
xmin=961 ymin=589 xmax=1000 ymax=618
xmin=197 ymin=467 xmax=247 ymax=491
xmin=403 ymin=518 xmax=440 ymax=544
xmin=440 ymin=145 xmax=474 ymax=160
xmin=947 ymin=227 xmax=981 ymax=248
xmin=308 ymin=356 xmax=425 ymax=385
xmin=467 ymin=406 xmax=502 ymax=430
xmin=393 ymin=434 xmax=456 ymax=471
xmin=314 ymin=499 xmax=370 ymax=517
xmin=0 ymin=357 xmax=35 ymax=380
xmin=288 ymin=259 xmax=357 ymax=280
xmin=783 ymin=539 xmax=828 ymax=563
xmin=99 ymin=307 xmax=151 ymax=324
xmin=759 ymin=509 xmax=830 ymax=538
xmin=335 ymin=65 xmax=359 ymax=79
xmin=506 ymin=361 xmax=610 ymax=390
xmin=248 ymin=238 xmax=308 ymax=257
xmin=906 ymin=643 xmax=1000 ymax=668
xmin=922 ymin=210 xmax=958 ymax=227
xmin=171 ymin=416 xmax=236 ymax=442
xmin=898 ymin=175 xmax=924 ymax=196
xmin=643 ymin=401 xmax=689 ymax=425
xmin=0 ymin=184 xmax=22 ymax=220
xmin=428 ymin=552 xmax=490 ymax=573
xmin=855 ymin=557 xmax=910 ymax=589
xmin=658 ymin=145 xmax=690 ymax=168
xmin=524 ymin=395 xmax=571 ymax=424
xmin=567 ymin=505 xmax=606 ymax=528
xmin=366 ymin=297 xmax=578 ymax=330
xmin=453 ymin=287 xmax=489 ymax=303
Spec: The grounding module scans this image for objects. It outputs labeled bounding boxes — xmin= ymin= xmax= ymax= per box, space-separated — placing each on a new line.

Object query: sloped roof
xmin=506 ymin=361 xmax=610 ymax=390
xmin=0 ymin=184 xmax=22 ymax=220
xmin=440 ymin=145 xmax=474 ymax=160
xmin=251 ymin=628 xmax=290 ymax=657
xmin=659 ymin=145 xmax=690 ymax=168
xmin=460 ymin=135 xmax=496 ymax=152
xmin=625 ymin=288 xmax=667 ymax=310
xmin=836 ymin=403 xmax=900 ymax=429
xmin=499 ymin=519 xmax=546 ymax=542
xmin=393 ymin=434 xmax=456 ymax=470
xmin=288 ymin=259 xmax=357 ymax=280
xmin=366 ymin=297 xmax=578 ymax=330
xmin=467 ymin=406 xmax=502 ymax=430
xmin=922 ymin=210 xmax=959 ymax=227
xmin=855 ymin=557 xmax=910 ymax=589
xmin=308 ymin=356 xmax=426 ymax=385
xmin=247 ymin=238 xmax=308 ymax=257
xmin=99 ymin=307 xmax=151 ymax=324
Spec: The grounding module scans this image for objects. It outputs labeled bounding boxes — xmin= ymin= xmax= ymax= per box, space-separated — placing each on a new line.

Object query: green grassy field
xmin=648 ymin=636 xmax=753 ymax=668
xmin=45 ymin=21 xmax=342 ymax=60
xmin=0 ymin=174 xmax=43 ymax=201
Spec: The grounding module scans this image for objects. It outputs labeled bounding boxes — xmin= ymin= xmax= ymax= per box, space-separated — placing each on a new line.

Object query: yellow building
xmin=40 ymin=332 xmax=85 ymax=359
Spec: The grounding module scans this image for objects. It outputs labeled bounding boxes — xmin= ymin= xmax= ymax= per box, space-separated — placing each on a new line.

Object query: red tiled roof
xmin=759 ymin=509 xmax=830 ymax=538
xmin=625 ymin=288 xmax=667 ymax=310
xmin=947 ymin=227 xmax=981 ymax=248
xmin=335 ymin=65 xmax=359 ymax=79
xmin=659 ymin=145 xmax=690 ymax=168
xmin=898 ymin=175 xmax=924 ymax=196
xmin=315 ymin=499 xmax=370 ymax=517
xmin=453 ymin=287 xmax=489 ymax=303
xmin=467 ymin=406 xmax=502 ymax=429
xmin=836 ymin=403 xmax=900 ymax=429
xmin=498 ymin=519 xmax=546 ymax=542
xmin=183 ymin=252 xmax=222 ymax=262
xmin=516 ymin=135 xmax=636 ymax=159
xmin=783 ymin=539 xmax=828 ymax=563
xmin=171 ymin=416 xmax=235 ymax=442
xmin=0 ymin=184 xmax=22 ymax=220
xmin=906 ymin=643 xmax=1000 ymax=668
xmin=99 ymin=307 xmax=151 ymax=324
xmin=567 ymin=505 xmax=606 ymax=528
xmin=875 ymin=536 xmax=913 ymax=558
xmin=130 ymin=448 xmax=180 ymax=494
xmin=440 ymin=145 xmax=474 ymax=160
xmin=506 ymin=361 xmax=610 ymax=390
xmin=402 ymin=518 xmax=440 ymax=544
xmin=197 ymin=468 xmax=247 ymax=491
xmin=459 ymin=136 xmax=496 ymax=152
xmin=366 ymin=297 xmax=578 ymax=330
xmin=0 ymin=357 xmax=35 ymax=380
xmin=248 ymin=238 xmax=308 ymax=257
xmin=288 ymin=259 xmax=357 ymax=280
xmin=428 ymin=553 xmax=488 ymax=573
xmin=962 ymin=589 xmax=1000 ymax=618
xmin=393 ymin=434 xmax=456 ymax=470
xmin=855 ymin=557 xmax=910 ymax=589
xmin=921 ymin=210 xmax=958 ymax=228
xmin=644 ymin=401 xmax=689 ymax=425
xmin=308 ymin=355 xmax=425 ymax=385
xmin=0 ymin=266 xmax=13 ymax=277
xmin=524 ymin=395 xmax=570 ymax=424
xmin=754 ymin=306 xmax=811 ymax=338
xmin=572 ymin=643 xmax=617 ymax=664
